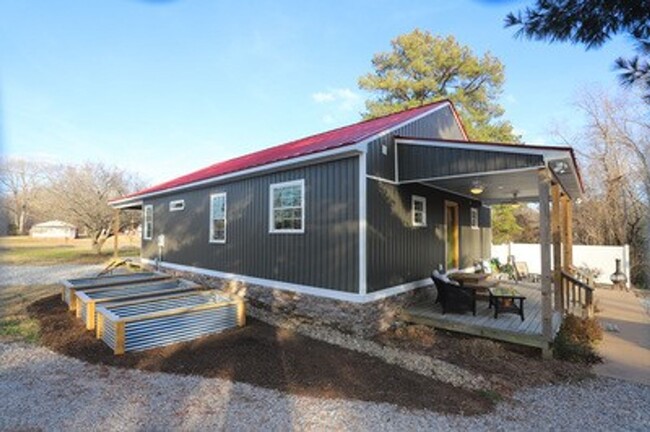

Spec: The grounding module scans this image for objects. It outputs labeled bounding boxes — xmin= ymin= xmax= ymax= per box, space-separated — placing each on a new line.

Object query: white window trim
xmin=411 ymin=195 xmax=427 ymax=227
xmin=209 ymin=192 xmax=227 ymax=244
xmin=143 ymin=205 xmax=153 ymax=240
xmin=269 ymin=179 xmax=305 ymax=234
xmin=470 ymin=207 xmax=479 ymax=230
xmin=169 ymin=199 xmax=185 ymax=212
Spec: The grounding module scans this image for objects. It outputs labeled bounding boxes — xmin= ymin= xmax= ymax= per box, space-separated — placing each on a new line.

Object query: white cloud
xmin=312 ymin=92 xmax=336 ymax=103
xmin=311 ymin=88 xmax=362 ymax=112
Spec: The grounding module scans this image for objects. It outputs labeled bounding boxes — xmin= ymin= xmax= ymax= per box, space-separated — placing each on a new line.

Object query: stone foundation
xmin=156 ymin=266 xmax=433 ymax=337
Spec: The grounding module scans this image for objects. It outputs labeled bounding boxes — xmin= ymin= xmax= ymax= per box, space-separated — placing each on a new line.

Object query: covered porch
xmin=395 ymin=137 xmax=591 ymax=356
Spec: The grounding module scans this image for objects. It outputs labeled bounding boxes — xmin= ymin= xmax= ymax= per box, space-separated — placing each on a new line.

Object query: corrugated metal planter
xmin=95 ymin=290 xmax=245 ymax=355
xmin=61 ymin=271 xmax=170 ymax=311
xmin=74 ymin=279 xmax=199 ymax=331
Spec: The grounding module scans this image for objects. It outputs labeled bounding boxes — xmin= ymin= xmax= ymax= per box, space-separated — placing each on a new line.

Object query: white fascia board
xmin=110 ymin=148 xmax=362 ymax=207
xmin=112 ymin=200 xmax=143 ymax=209
xmin=395 ymin=137 xmax=571 ymax=160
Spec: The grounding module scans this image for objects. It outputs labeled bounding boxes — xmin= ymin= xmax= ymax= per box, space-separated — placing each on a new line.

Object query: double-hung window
xmin=412 ymin=195 xmax=427 ymax=227
xmin=269 ymin=179 xmax=305 ymax=233
xmin=143 ymin=205 xmax=153 ymax=240
xmin=210 ymin=192 xmax=227 ymax=243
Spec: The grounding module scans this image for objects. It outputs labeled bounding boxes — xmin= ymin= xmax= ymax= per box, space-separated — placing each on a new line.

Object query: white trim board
xmin=358 ymin=152 xmax=368 ymax=295
xmin=140 ymin=258 xmax=431 ymax=303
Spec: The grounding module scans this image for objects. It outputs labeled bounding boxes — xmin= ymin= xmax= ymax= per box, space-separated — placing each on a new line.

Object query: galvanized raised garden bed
xmin=74 ymin=279 xmax=200 ymax=331
xmin=96 ymin=290 xmax=245 ymax=354
xmin=61 ymin=271 xmax=171 ymax=311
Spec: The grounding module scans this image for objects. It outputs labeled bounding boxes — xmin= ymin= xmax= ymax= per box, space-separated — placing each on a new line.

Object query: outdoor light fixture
xmin=551 ymin=160 xmax=569 ymax=174
xmin=470 ymin=180 xmax=485 ymax=195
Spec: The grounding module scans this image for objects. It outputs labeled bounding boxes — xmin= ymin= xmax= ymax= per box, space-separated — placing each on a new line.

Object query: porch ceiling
xmin=425 ymin=168 xmax=543 ymax=204
xmin=396 ymin=137 xmax=583 ymax=201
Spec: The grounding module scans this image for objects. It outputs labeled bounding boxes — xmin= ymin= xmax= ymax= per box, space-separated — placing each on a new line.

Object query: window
xmin=270 ymin=179 xmax=305 ymax=233
xmin=209 ymin=193 xmax=227 ymax=243
xmin=169 ymin=199 xmax=185 ymax=212
xmin=412 ymin=195 xmax=427 ymax=227
xmin=143 ymin=205 xmax=153 ymax=240
xmin=470 ymin=208 xmax=479 ymax=230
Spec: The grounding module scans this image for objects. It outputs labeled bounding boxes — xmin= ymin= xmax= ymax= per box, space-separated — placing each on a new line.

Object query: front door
xmin=445 ymin=201 xmax=459 ymax=270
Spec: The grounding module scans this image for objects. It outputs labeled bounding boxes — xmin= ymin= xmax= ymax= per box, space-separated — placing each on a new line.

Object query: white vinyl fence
xmin=491 ymin=243 xmax=631 ymax=287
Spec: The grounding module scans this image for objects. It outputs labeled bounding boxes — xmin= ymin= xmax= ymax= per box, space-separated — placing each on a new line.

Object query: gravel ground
xmin=0 ymin=264 xmax=104 ymax=286
xmin=1 ymin=342 xmax=648 ymax=431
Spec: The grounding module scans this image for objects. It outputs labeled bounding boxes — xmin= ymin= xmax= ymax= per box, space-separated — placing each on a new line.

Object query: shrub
xmin=554 ymin=315 xmax=603 ymax=364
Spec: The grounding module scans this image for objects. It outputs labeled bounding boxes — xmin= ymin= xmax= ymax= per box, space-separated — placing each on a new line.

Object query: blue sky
xmin=0 ymin=0 xmax=632 ymax=185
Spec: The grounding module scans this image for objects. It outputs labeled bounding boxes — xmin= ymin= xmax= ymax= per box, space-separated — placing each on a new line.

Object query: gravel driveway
xmin=1 ymin=342 xmax=648 ymax=431
xmin=0 ymin=264 xmax=104 ymax=286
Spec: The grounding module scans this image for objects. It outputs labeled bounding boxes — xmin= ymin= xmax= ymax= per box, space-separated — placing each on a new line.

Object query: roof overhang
xmin=395 ymin=137 xmax=584 ymax=202
xmin=109 ymin=148 xmax=364 ymax=208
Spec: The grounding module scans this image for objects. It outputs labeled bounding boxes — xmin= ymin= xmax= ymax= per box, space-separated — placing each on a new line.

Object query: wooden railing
xmin=568 ymin=265 xmax=595 ymax=287
xmin=561 ymin=270 xmax=595 ymax=318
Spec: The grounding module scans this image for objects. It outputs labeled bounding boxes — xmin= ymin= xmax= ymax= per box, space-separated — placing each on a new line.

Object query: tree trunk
xmin=18 ymin=207 xmax=26 ymax=235
xmin=92 ymin=229 xmax=110 ymax=254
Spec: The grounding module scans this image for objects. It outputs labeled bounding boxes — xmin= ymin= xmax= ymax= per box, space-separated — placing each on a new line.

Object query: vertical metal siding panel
xmin=396 ymin=145 xmax=545 ymax=181
xmin=366 ymin=180 xmax=487 ymax=292
xmin=142 ymin=157 xmax=359 ymax=293
xmin=367 ymin=106 xmax=466 ymax=180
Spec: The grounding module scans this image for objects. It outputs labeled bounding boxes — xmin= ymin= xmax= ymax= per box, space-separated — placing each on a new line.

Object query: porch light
xmin=551 ymin=160 xmax=569 ymax=174
xmin=470 ymin=180 xmax=484 ymax=195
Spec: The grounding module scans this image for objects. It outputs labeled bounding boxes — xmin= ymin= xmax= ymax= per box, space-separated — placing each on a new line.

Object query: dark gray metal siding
xmin=141 ymin=157 xmax=359 ymax=293
xmin=398 ymin=145 xmax=544 ymax=182
xmin=367 ymin=105 xmax=466 ymax=180
xmin=366 ymin=179 xmax=491 ymax=292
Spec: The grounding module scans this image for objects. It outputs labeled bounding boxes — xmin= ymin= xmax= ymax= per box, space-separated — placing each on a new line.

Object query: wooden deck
xmin=400 ymin=282 xmax=562 ymax=349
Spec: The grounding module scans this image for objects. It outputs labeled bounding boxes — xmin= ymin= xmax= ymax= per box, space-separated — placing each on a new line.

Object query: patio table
xmin=488 ymin=286 xmax=526 ymax=320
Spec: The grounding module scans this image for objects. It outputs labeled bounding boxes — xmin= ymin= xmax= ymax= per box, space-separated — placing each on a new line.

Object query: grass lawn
xmin=0 ymin=236 xmax=140 ymax=265
xmin=0 ymin=284 xmax=59 ymax=343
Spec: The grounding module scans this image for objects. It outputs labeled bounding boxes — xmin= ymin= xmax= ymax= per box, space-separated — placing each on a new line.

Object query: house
xmin=109 ymin=100 xmax=583 ymax=336
xmin=30 ymin=220 xmax=77 ymax=239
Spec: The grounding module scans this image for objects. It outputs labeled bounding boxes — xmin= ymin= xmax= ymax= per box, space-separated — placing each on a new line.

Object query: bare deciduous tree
xmin=39 ymin=162 xmax=144 ymax=253
xmin=554 ymin=88 xmax=649 ymax=288
xmin=0 ymin=158 xmax=49 ymax=234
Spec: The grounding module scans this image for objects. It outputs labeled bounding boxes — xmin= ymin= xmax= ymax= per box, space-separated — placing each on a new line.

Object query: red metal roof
xmin=113 ymin=100 xmax=451 ymax=201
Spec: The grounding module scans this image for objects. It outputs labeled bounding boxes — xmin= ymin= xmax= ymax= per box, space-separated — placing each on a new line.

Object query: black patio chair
xmin=431 ymin=272 xmax=477 ymax=316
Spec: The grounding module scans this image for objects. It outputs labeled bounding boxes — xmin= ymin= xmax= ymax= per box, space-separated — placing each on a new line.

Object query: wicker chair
xmin=431 ymin=272 xmax=477 ymax=316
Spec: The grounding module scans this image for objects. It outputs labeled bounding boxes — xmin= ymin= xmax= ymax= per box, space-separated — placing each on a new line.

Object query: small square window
xmin=169 ymin=200 xmax=185 ymax=212
xmin=412 ymin=195 xmax=427 ymax=227
xmin=470 ymin=208 xmax=479 ymax=230
xmin=381 ymin=144 xmax=388 ymax=155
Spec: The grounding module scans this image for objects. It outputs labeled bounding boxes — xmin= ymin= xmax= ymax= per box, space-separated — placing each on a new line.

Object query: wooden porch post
xmin=551 ymin=184 xmax=563 ymax=312
xmin=539 ymin=169 xmax=554 ymax=358
xmin=113 ymin=208 xmax=120 ymax=259
xmin=562 ymin=195 xmax=573 ymax=270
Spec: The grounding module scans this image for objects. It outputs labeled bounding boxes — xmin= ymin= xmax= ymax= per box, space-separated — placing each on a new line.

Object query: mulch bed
xmin=376 ymin=324 xmax=591 ymax=395
xmin=27 ymin=295 xmax=493 ymax=415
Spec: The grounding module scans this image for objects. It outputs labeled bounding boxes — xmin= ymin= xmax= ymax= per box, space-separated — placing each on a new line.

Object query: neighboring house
xmin=30 ymin=220 xmax=77 ymax=239
xmin=110 ymin=100 xmax=582 ymax=333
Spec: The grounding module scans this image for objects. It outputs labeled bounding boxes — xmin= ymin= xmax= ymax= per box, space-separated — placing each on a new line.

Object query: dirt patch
xmin=377 ymin=325 xmax=591 ymax=395
xmin=27 ymin=295 xmax=493 ymax=415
